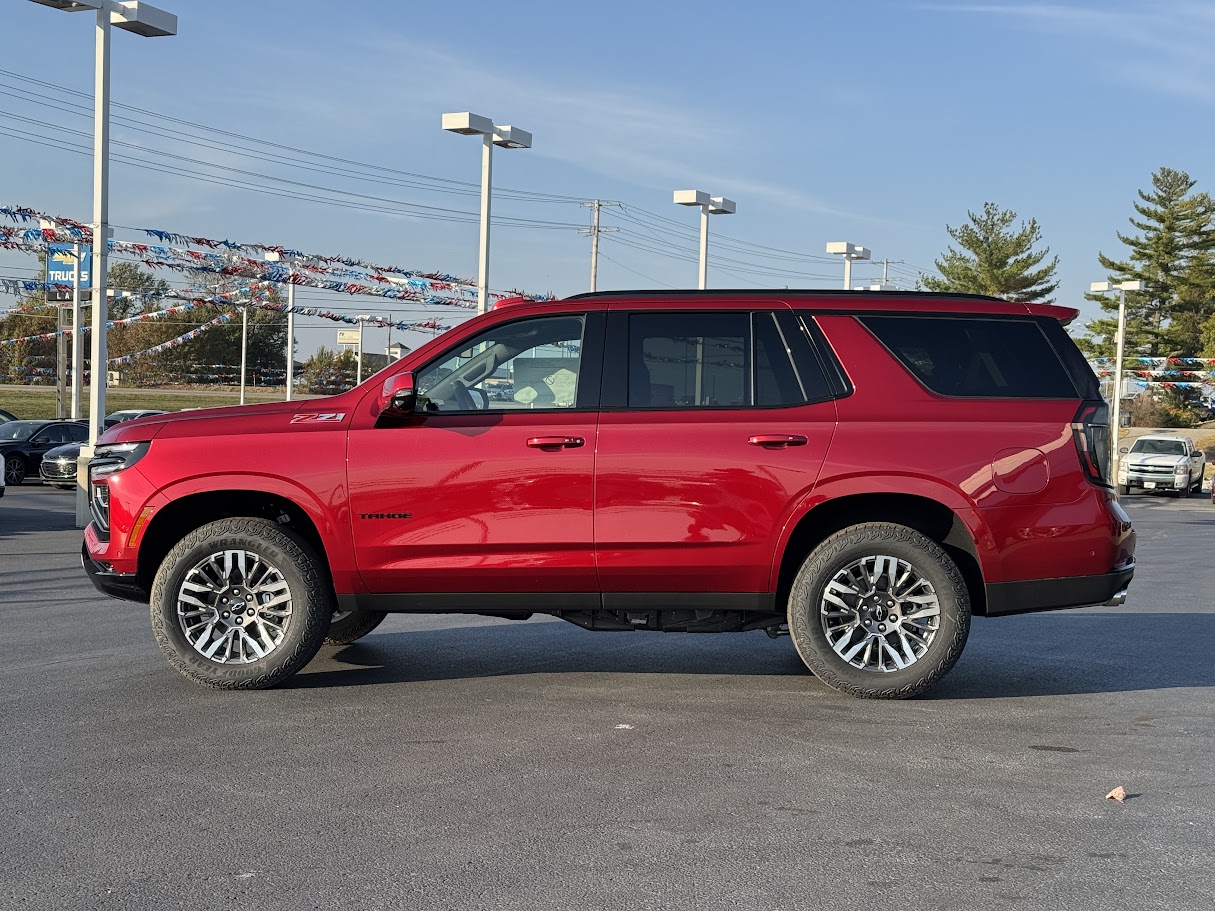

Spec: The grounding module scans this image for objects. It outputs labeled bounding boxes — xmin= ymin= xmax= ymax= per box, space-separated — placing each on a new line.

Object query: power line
xmin=0 ymin=70 xmax=589 ymax=204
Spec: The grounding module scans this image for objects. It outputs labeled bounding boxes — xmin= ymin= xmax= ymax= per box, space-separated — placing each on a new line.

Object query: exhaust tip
xmin=1104 ymin=588 xmax=1129 ymax=607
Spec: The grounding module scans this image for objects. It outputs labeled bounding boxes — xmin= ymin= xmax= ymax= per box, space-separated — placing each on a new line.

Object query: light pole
xmin=265 ymin=250 xmax=296 ymax=400
xmin=29 ymin=0 xmax=177 ymax=528
xmin=673 ymin=190 xmax=736 ymax=290
xmin=1091 ymin=279 xmax=1145 ymax=483
xmin=442 ymin=112 xmax=532 ymax=315
xmin=826 ymin=241 xmax=871 ymax=290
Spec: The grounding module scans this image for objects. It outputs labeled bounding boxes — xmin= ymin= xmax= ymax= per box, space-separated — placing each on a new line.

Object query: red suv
xmin=83 ymin=291 xmax=1135 ymax=698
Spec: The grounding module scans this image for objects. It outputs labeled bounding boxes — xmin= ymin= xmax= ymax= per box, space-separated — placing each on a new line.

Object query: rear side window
xmin=861 ymin=316 xmax=1078 ymax=399
xmin=616 ymin=311 xmax=814 ymax=409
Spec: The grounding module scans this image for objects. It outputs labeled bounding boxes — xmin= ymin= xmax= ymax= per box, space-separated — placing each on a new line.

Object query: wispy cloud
xmin=926 ymin=2 xmax=1215 ymax=101
xmin=350 ymin=41 xmax=899 ymax=225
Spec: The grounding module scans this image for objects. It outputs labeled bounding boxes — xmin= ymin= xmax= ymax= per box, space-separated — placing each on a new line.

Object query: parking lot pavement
xmin=2 ymin=484 xmax=1213 ymax=911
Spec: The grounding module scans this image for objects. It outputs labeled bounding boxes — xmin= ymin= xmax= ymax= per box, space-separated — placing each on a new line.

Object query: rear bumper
xmin=82 ymin=542 xmax=148 ymax=603
xmin=983 ymin=562 xmax=1135 ymax=617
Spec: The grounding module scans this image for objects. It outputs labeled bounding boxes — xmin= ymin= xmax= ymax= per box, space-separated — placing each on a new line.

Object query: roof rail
xmin=564 ymin=288 xmax=1009 ymax=303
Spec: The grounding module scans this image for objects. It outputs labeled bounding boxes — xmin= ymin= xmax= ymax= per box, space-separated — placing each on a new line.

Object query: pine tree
xmin=921 ymin=202 xmax=1059 ymax=303
xmin=1083 ymin=168 xmax=1215 ymax=359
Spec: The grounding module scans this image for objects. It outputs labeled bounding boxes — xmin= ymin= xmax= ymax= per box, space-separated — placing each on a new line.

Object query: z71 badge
xmin=290 ymin=412 xmax=346 ymax=424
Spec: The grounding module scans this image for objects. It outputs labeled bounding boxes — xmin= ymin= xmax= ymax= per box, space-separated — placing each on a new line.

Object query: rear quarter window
xmin=860 ymin=315 xmax=1078 ymax=399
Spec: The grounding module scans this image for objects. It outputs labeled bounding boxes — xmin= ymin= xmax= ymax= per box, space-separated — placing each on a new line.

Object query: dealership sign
xmin=46 ymin=243 xmax=92 ymax=287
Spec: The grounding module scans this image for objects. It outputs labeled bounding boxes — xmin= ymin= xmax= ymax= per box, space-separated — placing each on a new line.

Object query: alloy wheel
xmin=5 ymin=456 xmax=25 ymax=485
xmin=176 ymin=549 xmax=293 ymax=664
xmin=819 ymin=554 xmax=941 ymax=672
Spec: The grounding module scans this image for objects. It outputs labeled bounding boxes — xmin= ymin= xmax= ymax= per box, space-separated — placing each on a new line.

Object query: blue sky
xmin=2 ymin=0 xmax=1212 ymax=358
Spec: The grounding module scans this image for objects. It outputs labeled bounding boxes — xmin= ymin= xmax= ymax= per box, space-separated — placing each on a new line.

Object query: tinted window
xmin=861 ymin=316 xmax=1078 ymax=398
xmin=67 ymin=423 xmax=88 ymax=442
xmin=782 ymin=313 xmax=841 ymax=401
xmin=754 ymin=313 xmax=808 ymax=406
xmin=417 ymin=315 xmax=586 ymax=412
xmin=628 ymin=312 xmax=748 ymax=408
xmin=34 ymin=425 xmax=70 ymax=444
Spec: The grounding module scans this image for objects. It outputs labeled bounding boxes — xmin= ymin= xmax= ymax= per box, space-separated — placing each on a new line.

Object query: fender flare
xmin=767 ymin=473 xmax=1001 ymax=590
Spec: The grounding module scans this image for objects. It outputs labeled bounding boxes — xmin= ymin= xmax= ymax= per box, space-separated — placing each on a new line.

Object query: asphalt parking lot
xmin=2 ymin=484 xmax=1213 ymax=911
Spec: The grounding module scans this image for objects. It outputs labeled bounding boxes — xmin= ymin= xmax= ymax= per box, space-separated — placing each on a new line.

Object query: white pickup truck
xmin=1117 ymin=434 xmax=1206 ymax=497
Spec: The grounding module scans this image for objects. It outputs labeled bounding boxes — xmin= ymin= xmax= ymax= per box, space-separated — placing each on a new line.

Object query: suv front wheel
xmin=788 ymin=522 xmax=971 ymax=699
xmin=149 ymin=518 xmax=332 ymax=689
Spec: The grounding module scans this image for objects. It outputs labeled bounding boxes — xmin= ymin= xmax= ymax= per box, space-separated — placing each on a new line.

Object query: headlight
xmin=1175 ymin=464 xmax=1189 ymax=474
xmin=89 ymin=441 xmax=151 ymax=481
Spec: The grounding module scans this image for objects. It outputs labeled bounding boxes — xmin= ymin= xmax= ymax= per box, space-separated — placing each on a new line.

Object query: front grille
xmin=41 ymin=459 xmax=77 ymax=481
xmin=1129 ymin=464 xmax=1176 ymax=475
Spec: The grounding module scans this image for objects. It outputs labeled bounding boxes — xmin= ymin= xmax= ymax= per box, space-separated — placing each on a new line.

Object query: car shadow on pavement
xmin=289 ymin=610 xmax=1215 ymax=699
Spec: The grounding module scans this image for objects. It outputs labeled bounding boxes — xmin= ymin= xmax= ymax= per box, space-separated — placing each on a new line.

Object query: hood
xmin=45 ymin=443 xmax=83 ymax=459
xmin=1127 ymin=452 xmax=1187 ymax=467
xmin=98 ymin=392 xmax=362 ymax=445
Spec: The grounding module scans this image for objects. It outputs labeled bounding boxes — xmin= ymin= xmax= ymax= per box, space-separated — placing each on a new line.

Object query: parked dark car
xmin=1 ymin=420 xmax=89 ymax=485
xmin=0 ymin=408 xmax=18 ymax=424
xmin=104 ymin=409 xmax=168 ymax=429
xmin=40 ymin=442 xmax=83 ymax=489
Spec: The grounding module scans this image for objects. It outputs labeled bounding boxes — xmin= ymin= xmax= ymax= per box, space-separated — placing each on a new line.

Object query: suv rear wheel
xmin=788 ymin=522 xmax=971 ymax=699
xmin=325 ymin=608 xmax=387 ymax=645
xmin=149 ymin=518 xmax=332 ymax=689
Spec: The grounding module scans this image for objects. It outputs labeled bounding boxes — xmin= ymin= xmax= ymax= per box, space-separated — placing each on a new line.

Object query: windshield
xmin=0 ymin=421 xmax=42 ymax=442
xmin=1130 ymin=438 xmax=1187 ymax=456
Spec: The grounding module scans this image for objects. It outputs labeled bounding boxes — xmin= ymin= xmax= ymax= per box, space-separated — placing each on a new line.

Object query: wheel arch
xmin=772 ymin=491 xmax=991 ymax=617
xmin=137 ymin=489 xmax=331 ymax=596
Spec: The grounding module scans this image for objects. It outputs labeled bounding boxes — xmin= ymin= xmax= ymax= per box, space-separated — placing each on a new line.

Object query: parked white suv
xmin=1117 ymin=434 xmax=1205 ymax=497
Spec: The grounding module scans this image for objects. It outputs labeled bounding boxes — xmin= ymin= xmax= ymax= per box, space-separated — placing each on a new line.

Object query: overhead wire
xmin=0 ymin=70 xmax=589 ymax=204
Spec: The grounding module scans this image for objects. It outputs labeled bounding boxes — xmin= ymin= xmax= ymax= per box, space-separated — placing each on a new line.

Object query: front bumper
xmin=983 ymin=561 xmax=1135 ymax=617
xmin=81 ymin=542 xmax=148 ymax=603
xmin=1121 ymin=470 xmax=1189 ymax=490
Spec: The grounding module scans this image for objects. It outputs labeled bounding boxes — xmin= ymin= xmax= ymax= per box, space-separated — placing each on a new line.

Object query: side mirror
xmin=1119 ymin=447 xmax=1129 ymax=454
xmin=379 ymin=372 xmax=417 ymax=416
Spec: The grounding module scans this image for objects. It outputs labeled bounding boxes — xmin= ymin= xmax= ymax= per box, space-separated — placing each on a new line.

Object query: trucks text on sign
xmin=46 ymin=243 xmax=92 ymax=287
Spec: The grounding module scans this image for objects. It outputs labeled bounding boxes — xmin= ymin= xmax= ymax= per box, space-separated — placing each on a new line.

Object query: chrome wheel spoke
xmin=819 ymin=554 xmax=941 ymax=673
xmin=177 ymin=549 xmax=292 ymax=666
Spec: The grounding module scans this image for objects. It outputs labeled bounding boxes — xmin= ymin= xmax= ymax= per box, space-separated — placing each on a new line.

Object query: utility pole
xmin=580 ymin=200 xmax=619 ymax=292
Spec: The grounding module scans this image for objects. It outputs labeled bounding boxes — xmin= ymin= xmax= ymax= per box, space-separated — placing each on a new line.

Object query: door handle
xmin=748 ymin=434 xmax=808 ymax=449
xmin=526 ymin=436 xmax=585 ymax=451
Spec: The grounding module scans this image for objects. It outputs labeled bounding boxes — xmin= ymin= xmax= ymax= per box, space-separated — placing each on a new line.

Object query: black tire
xmin=325 ymin=608 xmax=388 ymax=645
xmin=149 ymin=517 xmax=333 ymax=689
xmin=1117 ymin=483 xmax=1130 ymax=496
xmin=4 ymin=455 xmax=26 ymax=486
xmin=787 ymin=522 xmax=971 ymax=699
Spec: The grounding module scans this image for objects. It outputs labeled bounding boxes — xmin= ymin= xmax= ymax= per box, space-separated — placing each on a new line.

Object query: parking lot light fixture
xmin=826 ymin=242 xmax=871 ymax=290
xmin=28 ymin=0 xmax=177 ymax=528
xmin=674 ymin=190 xmax=736 ymax=289
xmin=1091 ymin=278 xmax=1145 ymax=482
xmin=442 ymin=112 xmax=532 ymax=314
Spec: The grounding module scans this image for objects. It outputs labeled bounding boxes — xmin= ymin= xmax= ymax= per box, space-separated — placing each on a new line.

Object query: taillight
xmin=1072 ymin=401 xmax=1111 ymax=487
